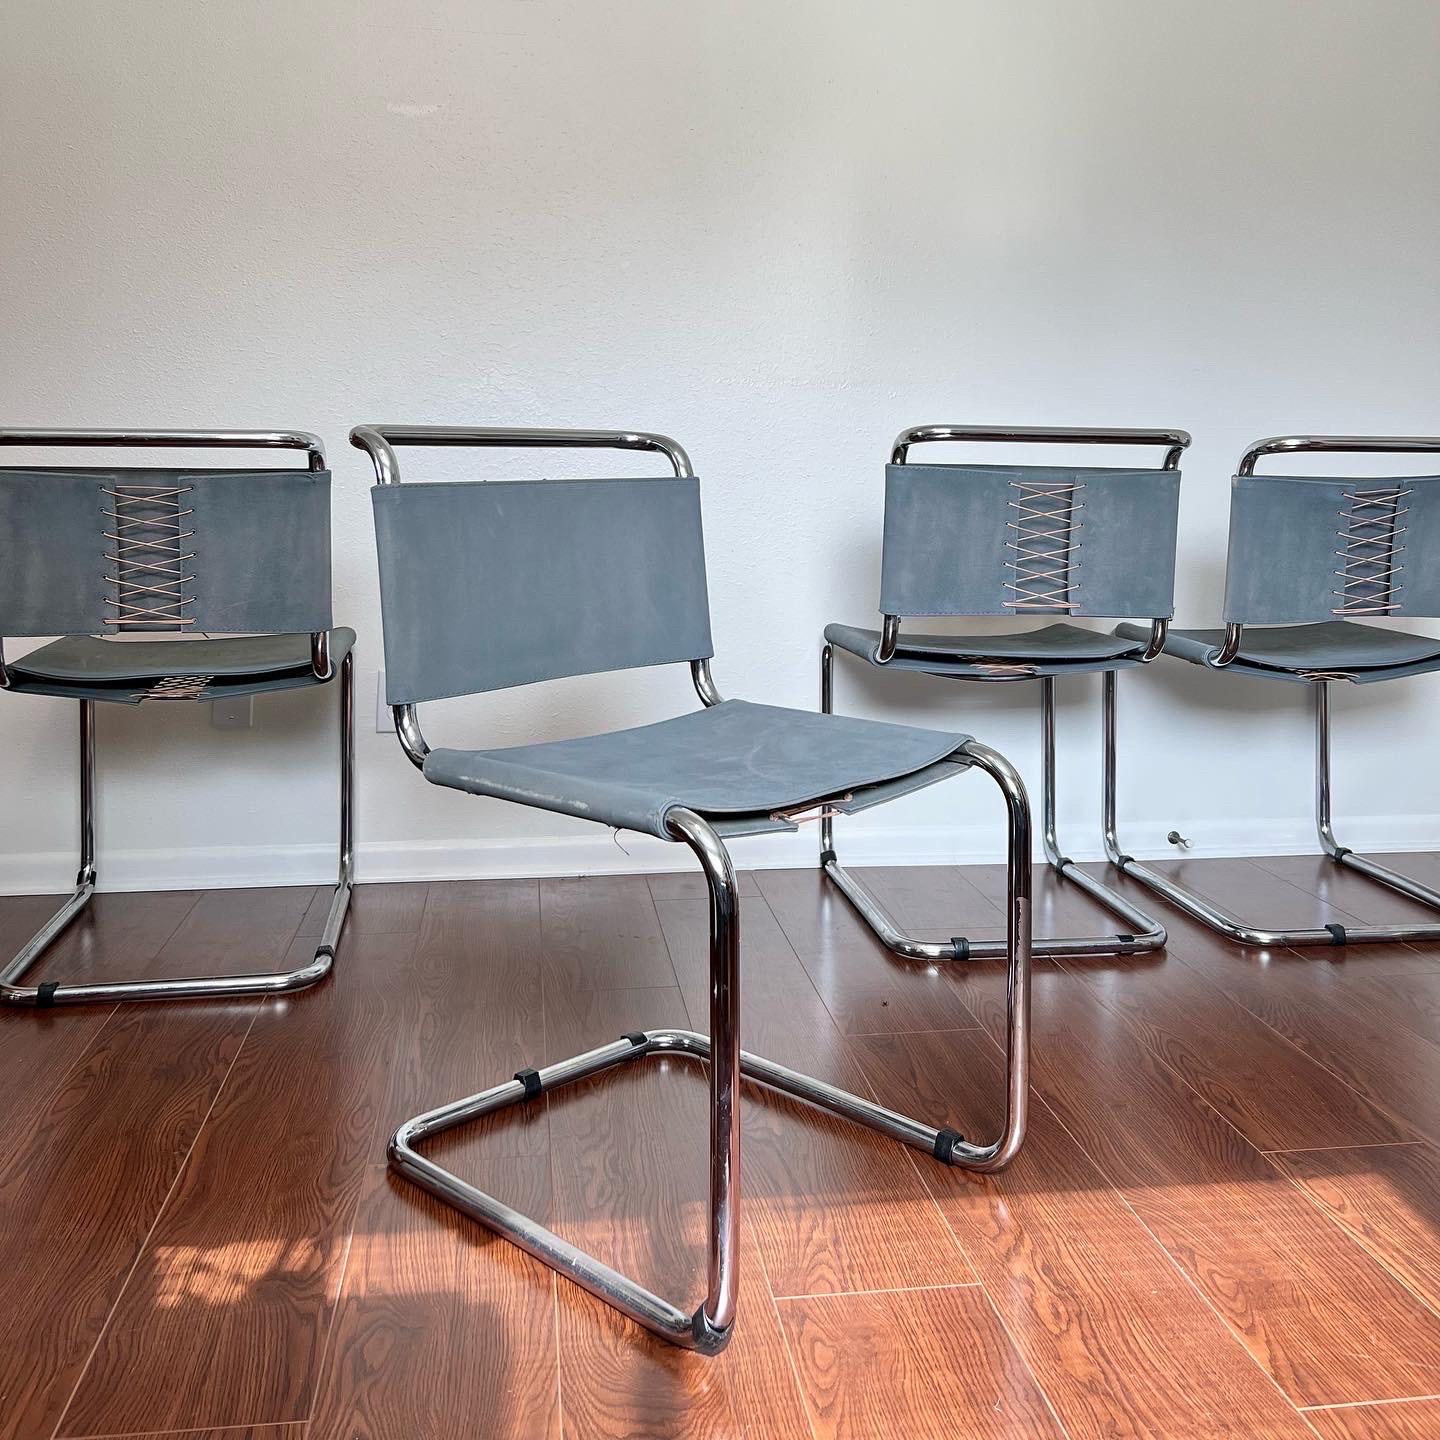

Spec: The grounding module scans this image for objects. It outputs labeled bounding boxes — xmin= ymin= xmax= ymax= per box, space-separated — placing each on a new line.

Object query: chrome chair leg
xmin=1106 ymin=673 xmax=1440 ymax=946
xmin=388 ymin=776 xmax=1031 ymax=1354
xmin=819 ymin=644 xmax=1164 ymax=960
xmin=0 ymin=652 xmax=355 ymax=1007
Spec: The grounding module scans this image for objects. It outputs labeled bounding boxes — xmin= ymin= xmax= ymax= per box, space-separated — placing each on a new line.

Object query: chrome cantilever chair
xmin=353 ymin=423 xmax=1033 ymax=1354
xmin=822 ymin=424 xmax=1187 ymax=961
xmin=0 ymin=428 xmax=353 ymax=1006
xmin=1111 ymin=433 xmax=1440 ymax=947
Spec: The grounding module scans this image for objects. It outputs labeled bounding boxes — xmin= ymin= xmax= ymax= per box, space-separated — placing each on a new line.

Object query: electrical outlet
xmin=376 ymin=669 xmax=394 ymax=732
xmin=210 ymin=695 xmax=254 ymax=729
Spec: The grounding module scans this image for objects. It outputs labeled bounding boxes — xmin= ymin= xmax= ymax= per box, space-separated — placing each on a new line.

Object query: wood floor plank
xmin=1065 ymin=952 xmax=1415 ymax=1152
xmin=778 ymin=1287 xmax=1066 ymax=1440
xmin=543 ymin=985 xmax=811 ymax=1438
xmin=1075 ymin=861 xmax=1440 ymax=977
xmin=1306 ymin=1398 xmax=1440 ymax=1439
xmin=542 ymin=983 xmax=705 ymax=1303
xmin=0 ymin=1002 xmax=253 ymax=1440
xmin=1143 ymin=856 xmax=1368 ymax=936
xmin=169 ymin=886 xmax=317 ymax=943
xmin=57 ymin=930 xmax=414 ymax=1437
xmin=654 ymin=891 xmax=829 ymax=1035
xmin=755 ymin=869 xmax=980 ymax=1035
xmin=1248 ymin=851 xmax=1440 ymax=930
xmin=842 ymin=862 xmax=999 ymax=933
xmin=0 ymin=895 xmax=116 ymax=1117
xmin=1337 ymin=969 xmax=1440 ymax=1049
xmin=26 ymin=888 xmax=203 ymax=987
xmin=297 ymin=880 xmax=430 ymax=940
xmin=949 ymin=960 xmax=1440 ymax=1408
xmin=539 ymin=876 xmax=679 ymax=992
xmin=655 ymin=894 xmax=973 ymax=1297
xmin=10 ymin=863 xmax=1440 ymax=1437
xmin=1176 ymin=947 xmax=1440 ymax=1146
xmin=79 ymin=1428 xmax=305 ymax=1439
xmin=950 ymin=860 xmax=1140 ymax=945
xmin=308 ymin=1161 xmax=560 ymax=1440
xmin=1271 ymin=1143 xmax=1440 ymax=1318
xmin=645 ymin=869 xmax=760 ymax=902
xmin=854 ymin=1026 xmax=1317 ymax=1439
xmin=386 ymin=880 xmax=548 ymax=1162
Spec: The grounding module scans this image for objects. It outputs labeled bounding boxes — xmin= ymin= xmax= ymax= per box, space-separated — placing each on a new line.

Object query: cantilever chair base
xmin=0 ymin=650 xmax=354 ymax=1007
xmin=389 ymin=753 xmax=1031 ymax=1355
xmin=391 ymin=1020 xmax=1019 ymax=1354
xmin=820 ymin=644 xmax=1166 ymax=961
xmin=1105 ymin=668 xmax=1440 ymax=947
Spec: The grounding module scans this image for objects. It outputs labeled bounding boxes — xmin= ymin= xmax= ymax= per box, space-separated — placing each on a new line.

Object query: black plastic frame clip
xmin=933 ymin=1127 xmax=966 ymax=1164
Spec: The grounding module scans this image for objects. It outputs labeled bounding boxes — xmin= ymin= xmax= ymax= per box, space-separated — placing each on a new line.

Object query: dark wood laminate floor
xmin=4 ymin=859 xmax=1440 ymax=1438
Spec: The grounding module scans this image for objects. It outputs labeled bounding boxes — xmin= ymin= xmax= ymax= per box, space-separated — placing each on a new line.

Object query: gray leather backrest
xmin=879 ymin=463 xmax=1181 ymax=619
xmin=0 ymin=467 xmax=333 ymax=636
xmin=371 ymin=476 xmax=714 ymax=703
xmin=1223 ymin=473 xmax=1440 ymax=624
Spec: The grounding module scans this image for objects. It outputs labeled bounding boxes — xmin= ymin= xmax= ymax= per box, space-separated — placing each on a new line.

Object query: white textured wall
xmin=3 ymin=0 xmax=1439 ymax=890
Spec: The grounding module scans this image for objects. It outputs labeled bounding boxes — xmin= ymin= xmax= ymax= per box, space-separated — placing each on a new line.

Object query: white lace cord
xmin=1332 ymin=487 xmax=1409 ymax=616
xmin=101 ymin=483 xmax=197 ymax=628
xmin=1003 ymin=480 xmax=1083 ymax=610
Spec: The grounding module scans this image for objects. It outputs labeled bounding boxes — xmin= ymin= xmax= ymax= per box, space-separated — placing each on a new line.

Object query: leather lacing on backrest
xmin=101 ymin=482 xmax=197 ymax=628
xmin=1003 ymin=478 xmax=1083 ymax=610
xmin=1332 ymin=486 xmax=1409 ymax=616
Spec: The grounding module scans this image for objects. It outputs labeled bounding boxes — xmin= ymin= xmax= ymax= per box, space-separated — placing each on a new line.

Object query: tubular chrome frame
xmin=0 ymin=428 xmax=350 ymax=1005
xmin=1109 ymin=432 xmax=1440 ymax=945
xmin=0 ymin=650 xmax=354 ymax=1005
xmin=360 ymin=424 xmax=1032 ymax=1352
xmin=823 ymin=423 xmax=1187 ymax=961
xmin=0 ymin=429 xmax=334 ymax=684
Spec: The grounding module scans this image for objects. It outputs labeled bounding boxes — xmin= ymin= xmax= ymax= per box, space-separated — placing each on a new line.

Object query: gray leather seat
xmin=1115 ymin=619 xmax=1440 ymax=684
xmin=825 ymin=621 xmax=1146 ymax=677
xmin=6 ymin=627 xmax=356 ymax=701
xmin=423 ymin=698 xmax=971 ymax=839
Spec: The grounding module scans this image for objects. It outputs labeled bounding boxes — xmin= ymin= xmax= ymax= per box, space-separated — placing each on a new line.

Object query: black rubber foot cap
xmin=513 ymin=1067 xmax=543 ymax=1100
xmin=1324 ymin=923 xmax=1347 ymax=946
xmin=950 ymin=937 xmax=970 ymax=960
xmin=819 ymin=849 xmax=838 ymax=868
xmin=691 ymin=1306 xmax=733 ymax=1355
xmin=622 ymin=1030 xmax=649 ymax=1048
xmin=36 ymin=981 xmax=59 ymax=1009
xmin=933 ymin=1126 xmax=965 ymax=1164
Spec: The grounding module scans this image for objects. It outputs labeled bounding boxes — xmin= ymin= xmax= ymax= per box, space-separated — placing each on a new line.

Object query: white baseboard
xmin=2 ymin=815 xmax=1439 ymax=895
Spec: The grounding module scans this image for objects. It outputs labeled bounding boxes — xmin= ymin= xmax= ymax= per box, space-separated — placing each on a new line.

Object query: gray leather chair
xmin=824 ymin=423 xmax=1188 ymax=962
xmin=1110 ymin=432 xmax=1440 ymax=947
xmin=0 ymin=429 xmax=353 ymax=1006
xmin=353 ymin=423 xmax=1033 ymax=1355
